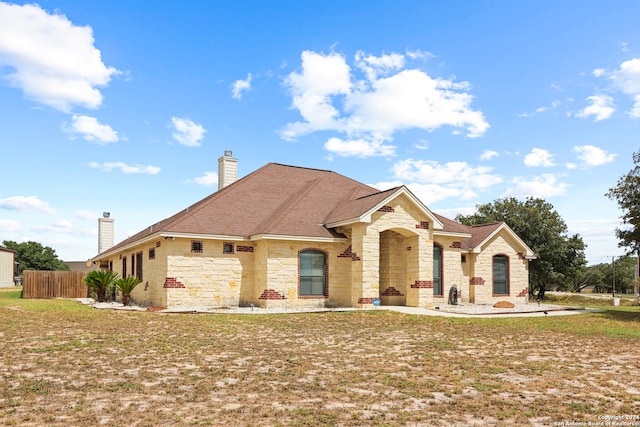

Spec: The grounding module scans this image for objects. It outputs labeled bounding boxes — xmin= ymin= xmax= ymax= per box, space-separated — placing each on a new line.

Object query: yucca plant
xmin=83 ymin=270 xmax=119 ymax=302
xmin=114 ymin=276 xmax=142 ymax=306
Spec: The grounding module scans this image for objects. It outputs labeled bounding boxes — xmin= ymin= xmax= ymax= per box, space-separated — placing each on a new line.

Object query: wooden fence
xmin=21 ymin=270 xmax=88 ymax=299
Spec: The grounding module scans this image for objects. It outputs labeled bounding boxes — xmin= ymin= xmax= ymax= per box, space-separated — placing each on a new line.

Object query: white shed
xmin=0 ymin=247 xmax=16 ymax=287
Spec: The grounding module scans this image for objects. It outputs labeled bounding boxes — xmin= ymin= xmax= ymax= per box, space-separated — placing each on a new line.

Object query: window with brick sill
xmin=299 ymin=249 xmax=327 ymax=297
xmin=191 ymin=240 xmax=203 ymax=253
xmin=223 ymin=242 xmax=234 ymax=254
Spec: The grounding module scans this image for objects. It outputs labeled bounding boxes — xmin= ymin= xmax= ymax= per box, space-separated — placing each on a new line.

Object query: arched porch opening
xmin=378 ymin=228 xmax=419 ymax=306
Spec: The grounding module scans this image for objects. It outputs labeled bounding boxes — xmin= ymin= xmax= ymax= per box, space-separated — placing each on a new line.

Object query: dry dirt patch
xmin=1 ymin=298 xmax=639 ymax=426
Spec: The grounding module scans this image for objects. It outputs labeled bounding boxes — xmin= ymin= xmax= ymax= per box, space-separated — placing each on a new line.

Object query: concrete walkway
xmin=382 ymin=305 xmax=604 ymax=318
xmin=80 ymin=299 xmax=603 ymax=318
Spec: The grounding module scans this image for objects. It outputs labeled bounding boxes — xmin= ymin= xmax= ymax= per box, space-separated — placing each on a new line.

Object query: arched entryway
xmin=378 ymin=228 xmax=420 ymax=306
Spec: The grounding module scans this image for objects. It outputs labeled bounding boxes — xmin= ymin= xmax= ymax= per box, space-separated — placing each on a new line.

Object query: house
xmin=0 ymin=247 xmax=16 ymax=287
xmin=92 ymin=152 xmax=536 ymax=309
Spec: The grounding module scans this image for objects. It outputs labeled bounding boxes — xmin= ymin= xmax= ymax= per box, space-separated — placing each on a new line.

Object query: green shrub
xmin=114 ymin=276 xmax=142 ymax=306
xmin=83 ymin=270 xmax=119 ymax=302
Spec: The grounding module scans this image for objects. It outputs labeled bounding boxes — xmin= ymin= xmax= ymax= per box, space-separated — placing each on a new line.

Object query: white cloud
xmin=535 ymin=100 xmax=561 ymax=113
xmin=170 ymin=117 xmax=206 ymax=147
xmin=280 ymin=49 xmax=489 ymax=157
xmin=610 ymin=58 xmax=640 ymax=118
xmin=575 ymin=95 xmax=615 ymax=121
xmin=64 ymin=114 xmax=119 ymax=144
xmin=89 ymin=161 xmax=161 ymax=174
xmin=524 ymin=148 xmax=555 ymax=167
xmin=593 ymin=68 xmax=606 ymax=77
xmin=355 ymin=50 xmax=405 ymax=80
xmin=281 ymin=50 xmax=352 ymax=139
xmin=480 ymin=149 xmax=499 ymax=161
xmin=0 ymin=2 xmax=119 ymax=112
xmin=573 ymin=145 xmax=616 ymax=166
xmin=0 ymin=219 xmax=21 ymax=232
xmin=371 ymin=180 xmax=478 ymax=205
xmin=193 ymin=171 xmax=218 ymax=186
xmin=505 ymin=174 xmax=569 ymax=198
xmin=232 ymin=73 xmax=252 ymax=100
xmin=324 ymin=137 xmax=395 ymax=158
xmin=405 ymin=49 xmax=434 ymax=61
xmin=369 ymin=158 xmax=502 ymax=205
xmin=391 ymin=158 xmax=502 ymax=189
xmin=0 ymin=195 xmax=55 ymax=214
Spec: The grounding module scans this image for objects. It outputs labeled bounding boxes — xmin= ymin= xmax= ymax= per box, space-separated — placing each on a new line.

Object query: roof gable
xmin=433 ymin=213 xmax=535 ymax=258
xmin=325 ymin=186 xmax=444 ymax=229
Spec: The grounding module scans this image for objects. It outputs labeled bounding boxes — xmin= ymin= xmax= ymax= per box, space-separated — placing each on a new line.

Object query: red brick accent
xmin=406 ymin=246 xmax=412 ymax=251
xmin=163 ymin=277 xmax=185 ymax=288
xmin=258 ymin=289 xmax=286 ymax=300
xmin=237 ymin=245 xmax=254 ymax=253
xmin=378 ymin=205 xmax=395 ymax=213
xmin=338 ymin=245 xmax=353 ymax=258
xmin=517 ymin=288 xmax=528 ymax=297
xmin=450 ymin=241 xmax=462 ymax=249
xmin=381 ymin=287 xmax=404 ymax=296
xmin=517 ymin=252 xmax=526 ymax=260
xmin=470 ymin=277 xmax=485 ymax=286
xmin=411 ymin=280 xmax=434 ymax=289
xmin=358 ymin=297 xmax=376 ymax=304
xmin=416 ymin=221 xmax=430 ymax=230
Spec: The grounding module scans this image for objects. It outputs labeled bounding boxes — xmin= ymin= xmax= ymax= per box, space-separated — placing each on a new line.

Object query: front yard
xmin=1 ymin=288 xmax=639 ymax=426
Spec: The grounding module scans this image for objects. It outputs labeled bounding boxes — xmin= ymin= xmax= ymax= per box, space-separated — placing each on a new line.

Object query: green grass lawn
xmin=1 ymin=288 xmax=639 ymax=426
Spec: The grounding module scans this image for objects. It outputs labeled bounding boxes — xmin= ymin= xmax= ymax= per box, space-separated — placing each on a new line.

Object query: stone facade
xmin=468 ymin=234 xmax=530 ymax=304
xmin=98 ymin=192 xmax=532 ymax=309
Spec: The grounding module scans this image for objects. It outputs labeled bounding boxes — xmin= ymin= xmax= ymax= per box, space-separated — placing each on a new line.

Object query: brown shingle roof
xmin=102 ymin=163 xmax=381 ymax=254
xmin=99 ymin=162 xmax=531 ymax=259
xmin=433 ymin=213 xmax=504 ymax=251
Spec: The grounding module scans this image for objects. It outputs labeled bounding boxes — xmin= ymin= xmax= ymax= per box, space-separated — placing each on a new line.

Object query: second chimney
xmin=218 ymin=150 xmax=238 ymax=190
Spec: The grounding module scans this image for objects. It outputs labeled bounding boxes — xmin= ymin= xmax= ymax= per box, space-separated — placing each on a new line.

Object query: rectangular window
xmin=122 ymin=257 xmax=127 ymax=278
xmin=299 ymin=251 xmax=326 ymax=296
xmin=493 ymin=256 xmax=509 ymax=295
xmin=149 ymin=248 xmax=155 ymax=260
xmin=461 ymin=254 xmax=466 ymax=263
xmin=136 ymin=252 xmax=143 ymax=281
xmin=223 ymin=242 xmax=234 ymax=254
xmin=191 ymin=240 xmax=203 ymax=253
xmin=433 ymin=244 xmax=443 ymax=296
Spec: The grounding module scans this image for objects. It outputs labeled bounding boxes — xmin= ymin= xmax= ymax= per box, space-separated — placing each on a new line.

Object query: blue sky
xmin=1 ymin=1 xmax=639 ymax=264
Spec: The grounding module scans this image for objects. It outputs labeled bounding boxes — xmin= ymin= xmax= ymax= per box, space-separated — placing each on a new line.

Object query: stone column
xmin=350 ymin=224 xmax=380 ymax=307
xmin=406 ymin=232 xmax=433 ymax=307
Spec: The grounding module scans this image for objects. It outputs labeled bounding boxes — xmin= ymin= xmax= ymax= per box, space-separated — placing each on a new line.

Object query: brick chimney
xmin=218 ymin=150 xmax=238 ymax=190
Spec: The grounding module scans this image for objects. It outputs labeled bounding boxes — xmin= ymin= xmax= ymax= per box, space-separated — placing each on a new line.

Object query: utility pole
xmin=611 ymin=256 xmax=616 ymax=298
xmin=635 ymin=250 xmax=639 ymax=306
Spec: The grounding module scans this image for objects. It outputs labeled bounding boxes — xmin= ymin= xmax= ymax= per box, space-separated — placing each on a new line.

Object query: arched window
xmin=299 ymin=250 xmax=327 ymax=297
xmin=493 ymin=255 xmax=509 ymax=295
xmin=433 ymin=243 xmax=443 ymax=296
